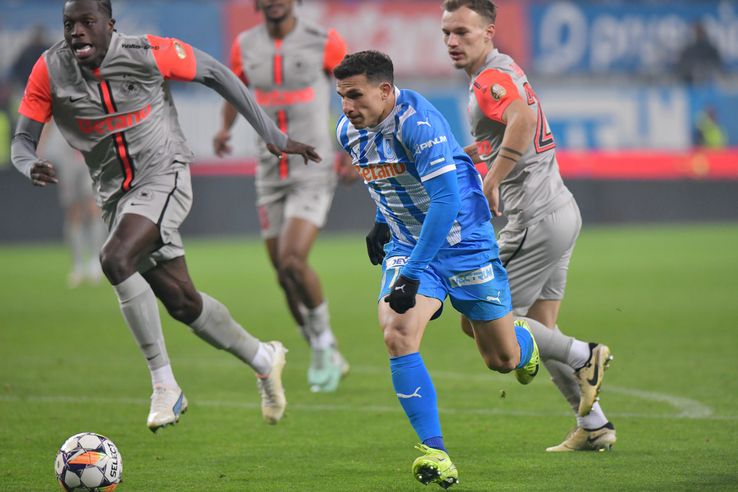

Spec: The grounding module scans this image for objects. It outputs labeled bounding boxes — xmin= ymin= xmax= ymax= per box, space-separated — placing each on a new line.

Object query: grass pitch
xmin=1 ymin=224 xmax=737 ymax=491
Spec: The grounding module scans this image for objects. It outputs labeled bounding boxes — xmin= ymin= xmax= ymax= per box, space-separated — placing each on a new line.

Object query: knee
xmin=482 ymin=352 xmax=518 ymax=373
xmin=99 ymin=244 xmax=136 ymax=284
xmin=278 ymin=252 xmax=306 ymax=282
xmin=382 ymin=321 xmax=415 ymax=355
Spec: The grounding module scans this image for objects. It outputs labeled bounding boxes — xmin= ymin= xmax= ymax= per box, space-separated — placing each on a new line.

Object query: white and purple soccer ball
xmin=55 ymin=432 xmax=123 ymax=491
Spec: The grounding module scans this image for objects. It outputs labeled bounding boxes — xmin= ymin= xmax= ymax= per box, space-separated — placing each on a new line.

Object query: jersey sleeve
xmin=229 ymin=37 xmax=248 ymax=85
xmin=401 ymin=110 xmax=457 ymax=183
xmin=323 ymin=29 xmax=347 ymax=73
xmin=18 ymin=55 xmax=52 ymax=123
xmin=146 ymin=34 xmax=198 ymax=81
xmin=472 ymin=68 xmax=521 ymax=124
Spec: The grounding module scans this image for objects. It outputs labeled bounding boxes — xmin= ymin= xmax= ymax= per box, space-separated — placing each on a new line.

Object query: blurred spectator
xmin=10 ymin=25 xmax=50 ymax=87
xmin=676 ymin=22 xmax=723 ymax=85
xmin=693 ymin=107 xmax=727 ymax=149
xmin=0 ymin=83 xmax=11 ymax=168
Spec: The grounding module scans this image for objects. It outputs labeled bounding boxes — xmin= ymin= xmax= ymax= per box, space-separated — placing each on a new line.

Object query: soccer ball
xmin=55 ymin=432 xmax=123 ymax=491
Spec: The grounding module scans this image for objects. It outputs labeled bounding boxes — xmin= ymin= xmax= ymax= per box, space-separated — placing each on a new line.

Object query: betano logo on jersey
xmin=355 ymin=162 xmax=407 ymax=183
xmin=77 ymin=105 xmax=152 ymax=135
xmin=414 ymin=135 xmax=447 ymax=155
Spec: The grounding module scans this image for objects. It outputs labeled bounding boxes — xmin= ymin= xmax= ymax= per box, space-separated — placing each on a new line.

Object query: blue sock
xmin=514 ymin=324 xmax=534 ymax=369
xmin=390 ymin=353 xmax=445 ymax=452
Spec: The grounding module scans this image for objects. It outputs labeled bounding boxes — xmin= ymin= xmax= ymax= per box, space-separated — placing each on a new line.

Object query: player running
xmin=213 ymin=0 xmax=349 ymax=392
xmin=11 ymin=0 xmax=321 ymax=430
xmin=335 ymin=50 xmax=539 ymax=488
xmin=441 ymin=0 xmax=615 ymax=451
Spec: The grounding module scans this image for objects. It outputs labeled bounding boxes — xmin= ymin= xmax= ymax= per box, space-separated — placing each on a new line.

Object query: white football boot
xmin=147 ymin=386 xmax=188 ymax=432
xmin=256 ymin=341 xmax=288 ymax=424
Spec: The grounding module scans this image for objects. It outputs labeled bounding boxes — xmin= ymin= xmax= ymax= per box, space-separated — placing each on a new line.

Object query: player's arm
xmin=11 ymin=55 xmax=57 ymax=187
xmin=472 ymin=69 xmax=535 ymax=216
xmin=385 ymin=112 xmax=461 ymax=313
xmin=463 ymin=143 xmax=481 ymax=163
xmin=11 ymin=116 xmax=57 ymax=187
xmin=483 ymin=99 xmax=535 ymax=216
xmin=214 ymin=38 xmax=247 ymax=157
xmin=146 ymin=35 xmax=320 ymax=163
xmin=366 ymin=208 xmax=390 ymax=265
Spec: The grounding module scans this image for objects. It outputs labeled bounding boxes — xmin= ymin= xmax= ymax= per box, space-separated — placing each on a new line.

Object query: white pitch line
xmin=0 ymin=393 xmax=733 ymax=421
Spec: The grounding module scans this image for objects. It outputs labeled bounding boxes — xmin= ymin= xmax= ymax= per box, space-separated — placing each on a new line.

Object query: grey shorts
xmin=498 ymin=197 xmax=582 ymax=315
xmin=256 ymin=180 xmax=336 ymax=239
xmin=102 ymin=167 xmax=193 ymax=272
xmin=57 ymin=158 xmax=94 ymax=207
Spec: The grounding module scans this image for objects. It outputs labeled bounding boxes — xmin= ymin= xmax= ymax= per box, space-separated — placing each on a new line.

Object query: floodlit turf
xmin=1 ymin=224 xmax=737 ymax=491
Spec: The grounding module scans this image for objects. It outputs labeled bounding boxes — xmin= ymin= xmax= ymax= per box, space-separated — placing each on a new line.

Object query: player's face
xmin=63 ymin=0 xmax=115 ymax=68
xmin=259 ymin=0 xmax=295 ymax=23
xmin=441 ymin=7 xmax=495 ymax=74
xmin=337 ymin=75 xmax=394 ymax=129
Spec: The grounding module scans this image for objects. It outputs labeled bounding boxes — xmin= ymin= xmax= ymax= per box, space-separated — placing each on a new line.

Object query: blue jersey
xmin=337 ymin=88 xmax=491 ymax=245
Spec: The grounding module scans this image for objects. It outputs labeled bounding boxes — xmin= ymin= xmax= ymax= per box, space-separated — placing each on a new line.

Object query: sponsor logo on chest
xmin=355 ymin=162 xmax=407 ymax=183
xmin=77 ymin=104 xmax=152 ymax=135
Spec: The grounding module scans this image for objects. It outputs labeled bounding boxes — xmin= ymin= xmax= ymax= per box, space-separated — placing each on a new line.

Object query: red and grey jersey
xmin=231 ymin=19 xmax=346 ymax=186
xmin=468 ymin=49 xmax=572 ymax=227
xmin=19 ymin=31 xmax=286 ymax=208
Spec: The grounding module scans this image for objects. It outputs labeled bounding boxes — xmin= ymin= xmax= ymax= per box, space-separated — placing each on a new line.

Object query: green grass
xmin=1 ymin=224 xmax=737 ymax=491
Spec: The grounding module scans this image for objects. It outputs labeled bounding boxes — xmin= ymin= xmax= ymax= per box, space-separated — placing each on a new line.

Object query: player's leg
xmin=81 ymin=195 xmax=105 ymax=284
xmin=99 ymin=211 xmax=184 ymax=431
xmin=280 ymin=184 xmax=347 ymax=392
xmin=448 ymin=256 xmax=539 ymax=383
xmin=265 ymin=236 xmax=307 ymax=328
xmin=379 ymin=257 xmax=458 ymax=487
xmin=143 ymin=256 xmax=287 ymax=424
xmin=278 ymin=216 xmax=346 ymax=391
xmin=63 ymin=200 xmax=86 ymax=288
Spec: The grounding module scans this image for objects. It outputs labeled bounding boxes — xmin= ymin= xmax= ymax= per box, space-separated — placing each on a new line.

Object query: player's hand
xmin=384 ymin=275 xmax=419 ymax=314
xmin=483 ymin=176 xmax=502 ymax=217
xmin=213 ymin=129 xmax=232 ymax=157
xmin=365 ymin=222 xmax=390 ymax=265
xmin=336 ymin=152 xmax=358 ymax=183
xmin=30 ymin=161 xmax=58 ymax=187
xmin=268 ymin=138 xmax=322 ymax=165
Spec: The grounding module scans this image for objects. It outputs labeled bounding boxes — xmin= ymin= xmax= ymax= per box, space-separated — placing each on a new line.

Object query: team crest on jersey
xmin=174 ymin=42 xmax=186 ymax=59
xmin=123 ymin=81 xmax=141 ymax=97
xmin=491 ymin=84 xmax=506 ymax=101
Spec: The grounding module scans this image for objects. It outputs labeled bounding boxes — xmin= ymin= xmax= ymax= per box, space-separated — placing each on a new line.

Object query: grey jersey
xmin=232 ymin=19 xmax=346 ymax=187
xmin=468 ymin=49 xmax=572 ymax=228
xmin=17 ymin=31 xmax=285 ymax=208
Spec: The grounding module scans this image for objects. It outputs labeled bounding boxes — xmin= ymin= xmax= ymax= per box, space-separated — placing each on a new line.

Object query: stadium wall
xmin=2 ymin=170 xmax=737 ymax=243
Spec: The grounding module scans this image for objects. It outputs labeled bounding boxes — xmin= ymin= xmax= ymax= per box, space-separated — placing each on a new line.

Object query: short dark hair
xmin=442 ymin=0 xmax=497 ymax=23
xmin=333 ymin=50 xmax=394 ymax=85
xmin=64 ymin=0 xmax=113 ymax=18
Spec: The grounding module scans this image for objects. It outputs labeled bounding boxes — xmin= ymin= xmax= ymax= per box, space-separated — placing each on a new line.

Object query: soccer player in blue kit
xmin=334 ymin=50 xmax=539 ymax=489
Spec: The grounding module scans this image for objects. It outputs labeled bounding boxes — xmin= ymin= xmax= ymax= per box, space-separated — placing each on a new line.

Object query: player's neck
xmin=466 ymin=45 xmax=494 ymax=78
xmin=267 ymin=16 xmax=297 ymax=40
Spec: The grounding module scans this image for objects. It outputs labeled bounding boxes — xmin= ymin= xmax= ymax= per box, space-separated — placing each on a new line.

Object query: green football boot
xmin=514 ymin=319 xmax=540 ymax=385
xmin=412 ymin=444 xmax=458 ymax=489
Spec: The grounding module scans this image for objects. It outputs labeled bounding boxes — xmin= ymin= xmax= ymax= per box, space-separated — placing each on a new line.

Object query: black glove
xmin=384 ymin=275 xmax=419 ymax=314
xmin=365 ymin=222 xmax=390 ymax=265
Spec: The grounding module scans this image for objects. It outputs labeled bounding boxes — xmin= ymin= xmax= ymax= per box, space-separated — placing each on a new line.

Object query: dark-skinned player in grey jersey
xmin=11 ymin=0 xmax=321 ymax=431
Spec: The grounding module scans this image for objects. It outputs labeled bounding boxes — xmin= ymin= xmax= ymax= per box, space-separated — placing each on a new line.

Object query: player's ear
xmin=380 ymin=81 xmax=393 ymax=100
xmin=485 ymin=23 xmax=496 ymax=42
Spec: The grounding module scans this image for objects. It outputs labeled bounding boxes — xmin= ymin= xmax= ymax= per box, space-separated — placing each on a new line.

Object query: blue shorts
xmin=379 ymin=233 xmax=512 ymax=322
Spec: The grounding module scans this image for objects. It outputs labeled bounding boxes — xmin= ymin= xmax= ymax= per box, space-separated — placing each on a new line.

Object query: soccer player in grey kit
xmin=441 ymin=0 xmax=616 ymax=451
xmin=11 ymin=0 xmax=320 ymax=431
xmin=213 ymin=0 xmax=350 ymax=392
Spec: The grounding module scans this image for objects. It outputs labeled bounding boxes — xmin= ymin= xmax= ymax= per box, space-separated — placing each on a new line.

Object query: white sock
xmin=251 ymin=342 xmax=275 ymax=376
xmin=567 ymin=340 xmax=591 ymax=369
xmin=151 ymin=364 xmax=178 ymax=389
xmin=578 ymin=401 xmax=609 ymax=429
xmin=305 ymin=302 xmax=336 ymax=349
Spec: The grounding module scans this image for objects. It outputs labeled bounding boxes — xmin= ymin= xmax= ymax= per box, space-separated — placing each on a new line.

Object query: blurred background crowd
xmin=1 ymin=0 xmax=737 ymax=243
